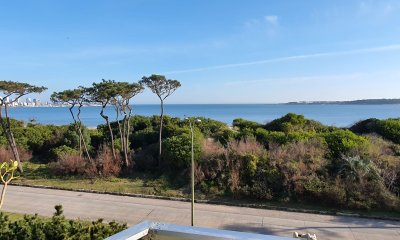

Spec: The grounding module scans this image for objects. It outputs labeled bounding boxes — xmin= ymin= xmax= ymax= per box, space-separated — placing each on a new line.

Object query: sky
xmin=1 ymin=0 xmax=400 ymax=104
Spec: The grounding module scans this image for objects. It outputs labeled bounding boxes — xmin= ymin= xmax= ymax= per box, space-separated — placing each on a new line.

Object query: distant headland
xmin=285 ymin=98 xmax=400 ymax=105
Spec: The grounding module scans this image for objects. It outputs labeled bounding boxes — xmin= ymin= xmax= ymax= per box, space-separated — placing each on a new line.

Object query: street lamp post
xmin=186 ymin=117 xmax=201 ymax=227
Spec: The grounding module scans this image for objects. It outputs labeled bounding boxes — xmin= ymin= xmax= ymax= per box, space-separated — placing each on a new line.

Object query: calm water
xmin=6 ymin=104 xmax=400 ymax=128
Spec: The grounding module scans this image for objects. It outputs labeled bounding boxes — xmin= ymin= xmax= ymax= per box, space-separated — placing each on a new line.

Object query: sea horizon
xmin=5 ymin=103 xmax=400 ymax=128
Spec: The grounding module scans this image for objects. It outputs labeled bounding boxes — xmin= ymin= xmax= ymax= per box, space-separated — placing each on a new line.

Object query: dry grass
xmin=50 ymin=153 xmax=86 ymax=175
xmin=227 ymin=138 xmax=266 ymax=156
xmin=50 ymin=146 xmax=122 ymax=178
xmin=269 ymin=138 xmax=326 ymax=171
xmin=0 ymin=145 xmax=32 ymax=163
xmin=91 ymin=145 xmax=121 ymax=177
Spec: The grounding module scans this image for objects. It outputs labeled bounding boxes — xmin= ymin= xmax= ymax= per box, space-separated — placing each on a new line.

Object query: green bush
xmin=377 ymin=119 xmax=400 ymax=144
xmin=350 ymin=118 xmax=400 ymax=144
xmin=134 ymin=143 xmax=158 ymax=171
xmin=215 ymin=129 xmax=238 ymax=146
xmin=62 ymin=123 xmax=91 ymax=151
xmin=192 ymin=117 xmax=228 ymax=137
xmin=89 ymin=129 xmax=103 ymax=150
xmin=163 ymin=125 xmax=188 ymax=139
xmin=5 ymin=124 xmax=67 ymax=157
xmin=255 ymin=128 xmax=286 ymax=145
xmin=350 ymin=118 xmax=379 ymax=134
xmin=51 ymin=145 xmax=79 ymax=160
xmin=323 ymin=130 xmax=368 ymax=159
xmin=255 ymin=128 xmax=316 ymax=146
xmin=130 ymin=115 xmax=153 ymax=131
xmin=131 ymin=128 xmax=158 ymax=149
xmin=0 ymin=205 xmax=126 ymax=240
xmin=233 ymin=118 xmax=261 ymax=130
xmin=265 ymin=113 xmax=326 ymax=133
xmin=162 ymin=134 xmax=202 ymax=171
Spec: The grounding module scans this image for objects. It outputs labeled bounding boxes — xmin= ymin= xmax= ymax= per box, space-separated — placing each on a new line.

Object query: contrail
xmin=163 ymin=44 xmax=400 ymax=74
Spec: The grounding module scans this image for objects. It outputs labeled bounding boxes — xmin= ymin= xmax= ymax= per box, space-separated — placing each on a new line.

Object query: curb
xmin=11 ymin=183 xmax=400 ymax=222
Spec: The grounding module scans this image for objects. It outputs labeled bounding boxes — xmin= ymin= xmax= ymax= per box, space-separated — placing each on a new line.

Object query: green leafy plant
xmin=0 ymin=205 xmax=127 ymax=239
xmin=0 ymin=160 xmax=19 ymax=209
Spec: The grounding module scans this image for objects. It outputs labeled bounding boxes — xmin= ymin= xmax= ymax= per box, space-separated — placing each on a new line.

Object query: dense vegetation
xmin=0 ymin=205 xmax=126 ymax=239
xmin=1 ymin=113 xmax=400 ymax=213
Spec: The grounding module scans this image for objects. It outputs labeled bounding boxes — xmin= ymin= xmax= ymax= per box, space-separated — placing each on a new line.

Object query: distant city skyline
xmin=1 ymin=0 xmax=400 ymax=103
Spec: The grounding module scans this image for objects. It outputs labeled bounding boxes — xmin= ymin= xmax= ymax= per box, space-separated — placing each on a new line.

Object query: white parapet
xmin=106 ymin=221 xmax=294 ymax=240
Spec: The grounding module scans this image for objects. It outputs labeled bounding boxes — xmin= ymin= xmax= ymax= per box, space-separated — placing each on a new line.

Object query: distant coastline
xmin=285 ymin=98 xmax=400 ymax=105
xmin=6 ymin=98 xmax=400 ymax=108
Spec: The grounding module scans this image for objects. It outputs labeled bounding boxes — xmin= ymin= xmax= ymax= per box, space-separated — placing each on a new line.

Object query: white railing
xmin=106 ymin=221 xmax=295 ymax=240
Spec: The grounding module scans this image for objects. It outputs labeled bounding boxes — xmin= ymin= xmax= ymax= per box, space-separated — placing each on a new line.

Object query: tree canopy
xmin=0 ymin=81 xmax=47 ymax=101
xmin=139 ymin=75 xmax=181 ymax=101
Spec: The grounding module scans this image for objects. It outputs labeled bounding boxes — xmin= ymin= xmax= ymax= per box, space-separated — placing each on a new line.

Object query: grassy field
xmin=14 ymin=162 xmax=188 ymax=197
xmin=12 ymin=162 xmax=400 ymax=220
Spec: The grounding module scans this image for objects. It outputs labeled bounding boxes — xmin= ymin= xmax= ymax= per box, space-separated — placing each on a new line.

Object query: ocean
xmin=6 ymin=104 xmax=400 ymax=128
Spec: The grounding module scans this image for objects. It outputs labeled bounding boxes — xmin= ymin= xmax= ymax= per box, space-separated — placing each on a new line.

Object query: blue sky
xmin=1 ymin=0 xmax=400 ymax=103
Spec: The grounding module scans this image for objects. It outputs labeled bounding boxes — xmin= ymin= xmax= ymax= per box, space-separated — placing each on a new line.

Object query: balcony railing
xmin=106 ymin=221 xmax=294 ymax=240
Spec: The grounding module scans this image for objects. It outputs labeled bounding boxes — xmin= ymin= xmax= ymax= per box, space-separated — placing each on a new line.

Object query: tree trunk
xmin=159 ymin=100 xmax=164 ymax=156
xmin=158 ymin=100 xmax=164 ymax=166
xmin=115 ymin=105 xmax=128 ymax=167
xmin=77 ymin=103 xmax=91 ymax=161
xmin=2 ymin=104 xmax=23 ymax=172
xmin=125 ymin=106 xmax=133 ymax=166
xmin=122 ymin=115 xmax=129 ymax=166
xmin=0 ymin=182 xmax=8 ymax=210
xmin=69 ymin=104 xmax=82 ymax=156
xmin=100 ymin=103 xmax=116 ymax=160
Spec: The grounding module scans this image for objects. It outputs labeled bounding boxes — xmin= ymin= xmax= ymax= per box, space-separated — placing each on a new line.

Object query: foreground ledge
xmin=106 ymin=221 xmax=294 ymax=240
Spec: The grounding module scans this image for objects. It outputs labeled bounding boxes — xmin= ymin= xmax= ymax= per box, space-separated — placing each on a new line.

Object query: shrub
xmin=215 ymin=129 xmax=238 ymax=146
xmin=228 ymin=138 xmax=266 ymax=157
xmin=255 ymin=128 xmax=286 ymax=145
xmin=163 ymin=124 xmax=188 ymax=139
xmin=255 ymin=128 xmax=316 ymax=146
xmin=232 ymin=118 xmax=261 ymax=131
xmin=224 ymin=139 xmax=268 ymax=196
xmin=62 ymin=123 xmax=91 ymax=151
xmin=77 ymin=146 xmax=123 ymax=178
xmin=51 ymin=145 xmax=79 ymax=161
xmin=265 ymin=113 xmax=326 ymax=133
xmin=268 ymin=138 xmax=327 ymax=199
xmin=196 ymin=139 xmax=226 ymax=191
xmin=0 ymin=205 xmax=127 ymax=239
xmin=50 ymin=153 xmax=86 ymax=175
xmin=0 ymin=146 xmax=32 ymax=162
xmin=92 ymin=145 xmax=121 ymax=177
xmin=130 ymin=115 xmax=153 ymax=131
xmin=251 ymin=165 xmax=285 ymax=200
xmin=192 ymin=117 xmax=228 ymax=137
xmin=131 ymin=128 xmax=158 ymax=149
xmin=89 ymin=129 xmax=104 ymax=151
xmin=350 ymin=118 xmax=400 ymax=144
xmin=162 ymin=134 xmax=202 ymax=171
xmin=323 ymin=130 xmax=368 ymax=159
xmin=2 ymin=124 xmax=67 ymax=162
xmin=133 ymin=144 xmax=158 ymax=171
xmin=303 ymin=177 xmax=347 ymax=207
xmin=350 ymin=118 xmax=379 ymax=134
xmin=376 ymin=119 xmax=400 ymax=144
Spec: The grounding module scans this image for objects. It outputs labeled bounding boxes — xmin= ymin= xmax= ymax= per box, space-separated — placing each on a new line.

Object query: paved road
xmin=2 ymin=185 xmax=400 ymax=239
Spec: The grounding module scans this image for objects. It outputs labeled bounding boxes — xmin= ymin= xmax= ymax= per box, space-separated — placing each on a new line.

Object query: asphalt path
xmin=2 ymin=185 xmax=400 ymax=239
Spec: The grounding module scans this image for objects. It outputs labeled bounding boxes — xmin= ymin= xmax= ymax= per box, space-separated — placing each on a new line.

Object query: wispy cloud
xmin=264 ymin=15 xmax=278 ymax=26
xmin=244 ymin=15 xmax=279 ymax=29
xmin=163 ymin=44 xmax=400 ymax=74
xmin=358 ymin=1 xmax=399 ymax=17
xmin=224 ymin=73 xmax=363 ymax=86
